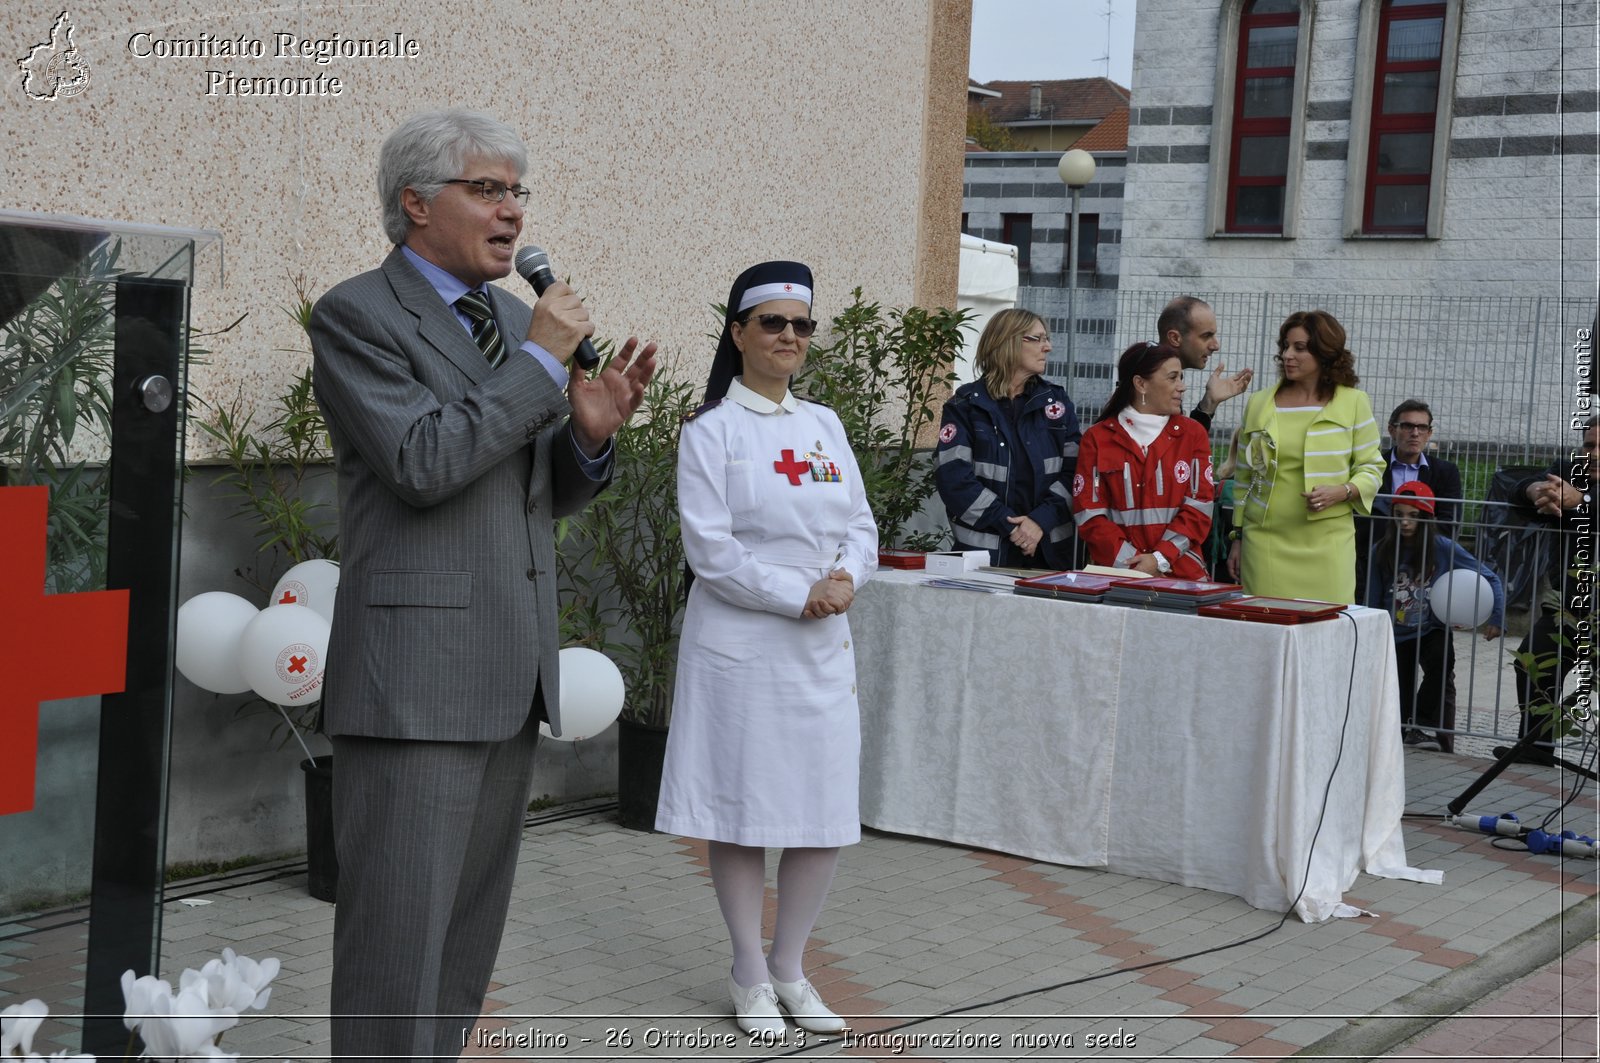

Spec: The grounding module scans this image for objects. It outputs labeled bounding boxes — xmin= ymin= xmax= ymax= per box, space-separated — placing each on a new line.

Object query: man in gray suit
xmin=309 ymin=109 xmax=656 ymax=1062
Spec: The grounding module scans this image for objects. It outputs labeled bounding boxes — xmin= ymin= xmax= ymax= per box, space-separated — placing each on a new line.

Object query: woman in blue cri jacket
xmin=934 ymin=308 xmax=1081 ymax=569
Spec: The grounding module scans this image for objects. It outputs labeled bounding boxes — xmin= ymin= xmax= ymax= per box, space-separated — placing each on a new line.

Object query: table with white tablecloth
xmin=852 ymin=570 xmax=1440 ymax=920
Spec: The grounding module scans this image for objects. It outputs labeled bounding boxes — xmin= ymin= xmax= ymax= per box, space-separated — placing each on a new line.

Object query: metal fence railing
xmin=1021 ymin=287 xmax=1592 ymax=473
xmin=1339 ymin=498 xmax=1581 ymax=750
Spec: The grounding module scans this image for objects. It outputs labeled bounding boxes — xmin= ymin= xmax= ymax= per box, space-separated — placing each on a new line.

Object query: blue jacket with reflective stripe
xmin=934 ymin=377 xmax=1081 ymax=569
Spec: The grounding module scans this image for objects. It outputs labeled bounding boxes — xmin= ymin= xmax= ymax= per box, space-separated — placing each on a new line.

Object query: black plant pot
xmin=617 ymin=717 xmax=669 ymax=832
xmin=300 ymin=756 xmax=338 ymax=903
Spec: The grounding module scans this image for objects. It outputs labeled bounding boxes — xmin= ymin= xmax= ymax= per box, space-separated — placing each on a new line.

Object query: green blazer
xmin=1233 ymin=384 xmax=1385 ymax=529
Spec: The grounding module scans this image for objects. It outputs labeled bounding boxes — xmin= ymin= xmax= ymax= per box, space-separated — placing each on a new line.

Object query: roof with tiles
xmin=975 ymin=77 xmax=1131 ymax=125
xmin=1072 ymin=105 xmax=1129 ymax=152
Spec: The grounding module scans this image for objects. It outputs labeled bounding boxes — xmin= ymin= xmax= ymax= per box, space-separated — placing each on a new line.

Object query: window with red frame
xmin=1227 ymin=0 xmax=1300 ymax=233
xmin=1364 ymin=0 xmax=1444 ymax=233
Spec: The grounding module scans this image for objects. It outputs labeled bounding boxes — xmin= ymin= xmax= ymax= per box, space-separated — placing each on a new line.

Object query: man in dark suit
xmin=1358 ymin=399 xmax=1465 ymax=596
xmin=1501 ymin=416 xmax=1595 ymax=764
xmin=309 ymin=109 xmax=655 ymax=1062
xmin=1375 ymin=399 xmax=1464 ymax=529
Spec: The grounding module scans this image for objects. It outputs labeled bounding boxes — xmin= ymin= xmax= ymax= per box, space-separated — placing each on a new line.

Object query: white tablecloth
xmin=853 ymin=570 xmax=1441 ymax=920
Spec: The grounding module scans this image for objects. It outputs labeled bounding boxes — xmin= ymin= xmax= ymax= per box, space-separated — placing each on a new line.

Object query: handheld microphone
xmin=514 ymin=246 xmax=600 ymax=370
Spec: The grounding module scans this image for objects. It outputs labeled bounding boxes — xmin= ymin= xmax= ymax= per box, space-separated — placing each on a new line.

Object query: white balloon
xmin=175 ymin=592 xmax=258 ymax=694
xmin=237 ymin=604 xmax=331 ymax=707
xmin=548 ymin=647 xmax=625 ymax=742
xmin=269 ymin=559 xmax=340 ymax=622
xmin=1430 ymin=569 xmax=1494 ymax=628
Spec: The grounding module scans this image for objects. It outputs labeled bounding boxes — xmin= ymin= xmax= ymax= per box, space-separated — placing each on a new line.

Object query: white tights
xmin=707 ymin=841 xmax=840 ymax=987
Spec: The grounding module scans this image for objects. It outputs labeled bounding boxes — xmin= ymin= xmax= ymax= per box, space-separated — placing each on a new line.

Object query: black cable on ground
xmin=772 ymin=610 xmax=1365 ymax=1059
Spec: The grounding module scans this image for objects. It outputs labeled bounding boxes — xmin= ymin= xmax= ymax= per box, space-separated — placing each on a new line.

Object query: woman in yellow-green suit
xmin=1226 ymin=310 xmax=1385 ymax=604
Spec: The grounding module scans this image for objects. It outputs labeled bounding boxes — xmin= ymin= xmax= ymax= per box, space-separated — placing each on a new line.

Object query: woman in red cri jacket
xmin=1071 ymin=341 xmax=1216 ymax=579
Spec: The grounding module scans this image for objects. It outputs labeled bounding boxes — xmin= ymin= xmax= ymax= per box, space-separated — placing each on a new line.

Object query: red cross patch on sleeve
xmin=1045 ymin=401 xmax=1066 ymax=420
xmin=939 ymin=423 xmax=957 ymax=444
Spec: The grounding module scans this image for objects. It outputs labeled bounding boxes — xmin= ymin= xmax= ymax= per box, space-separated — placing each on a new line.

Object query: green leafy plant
xmin=557 ymin=365 xmax=700 ymax=728
xmin=966 ymin=107 xmax=1018 ymax=151
xmin=190 ymin=277 xmax=333 ymax=744
xmin=0 ymin=241 xmax=119 ymax=593
xmin=794 ymin=290 xmax=970 ymax=550
xmin=193 ymin=277 xmax=336 ymax=583
xmin=1514 ymin=561 xmax=1597 ymax=743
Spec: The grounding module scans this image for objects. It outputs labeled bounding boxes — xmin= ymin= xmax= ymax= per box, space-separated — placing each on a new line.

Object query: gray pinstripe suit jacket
xmin=310 ymin=247 xmax=604 ymax=741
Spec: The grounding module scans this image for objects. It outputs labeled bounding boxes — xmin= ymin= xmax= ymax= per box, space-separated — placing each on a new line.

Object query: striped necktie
xmin=456 ymin=290 xmax=507 ymax=368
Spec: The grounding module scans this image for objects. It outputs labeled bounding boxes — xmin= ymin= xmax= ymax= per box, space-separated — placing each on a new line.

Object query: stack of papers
xmin=922 ymin=571 xmax=1020 ymax=593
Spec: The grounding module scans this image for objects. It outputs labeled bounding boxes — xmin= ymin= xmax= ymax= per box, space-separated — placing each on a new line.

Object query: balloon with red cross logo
xmin=175 ymin=591 xmax=259 ymax=694
xmin=237 ymin=603 xmax=331 ymax=707
xmin=269 ymin=558 xmax=339 ymax=622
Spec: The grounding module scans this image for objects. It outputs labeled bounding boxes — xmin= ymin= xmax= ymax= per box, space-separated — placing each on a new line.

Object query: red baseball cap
xmin=1392 ymin=480 xmax=1436 ymax=515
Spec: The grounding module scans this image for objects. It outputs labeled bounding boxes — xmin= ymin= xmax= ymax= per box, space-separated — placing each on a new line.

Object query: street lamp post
xmin=1057 ymin=148 xmax=1097 ymax=387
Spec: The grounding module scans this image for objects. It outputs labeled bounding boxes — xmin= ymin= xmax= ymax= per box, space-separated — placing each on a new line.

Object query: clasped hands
xmin=1005 ymin=514 xmax=1043 ymax=557
xmin=803 ymin=569 xmax=855 ymax=619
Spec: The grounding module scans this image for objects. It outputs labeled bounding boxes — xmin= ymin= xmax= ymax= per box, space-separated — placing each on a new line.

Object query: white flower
xmin=120 ymin=970 xmax=172 ymax=1033
xmin=218 ymin=949 xmax=279 ymax=1012
xmin=134 ymin=983 xmax=238 ymax=1063
xmin=180 ymin=963 xmax=253 ymax=1016
xmin=1 ymin=999 xmax=48 ymax=1057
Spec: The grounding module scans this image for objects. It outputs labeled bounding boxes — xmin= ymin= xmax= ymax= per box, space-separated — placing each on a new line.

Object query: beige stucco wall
xmin=3 ymin=1 xmax=970 ymax=458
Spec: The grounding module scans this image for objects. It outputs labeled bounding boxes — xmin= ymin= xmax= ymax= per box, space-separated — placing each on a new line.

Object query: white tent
xmin=954 ymin=233 xmax=1018 ymax=386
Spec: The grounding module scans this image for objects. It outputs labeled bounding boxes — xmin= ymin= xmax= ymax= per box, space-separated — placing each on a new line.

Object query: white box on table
xmin=923 ymin=550 xmax=987 ymax=575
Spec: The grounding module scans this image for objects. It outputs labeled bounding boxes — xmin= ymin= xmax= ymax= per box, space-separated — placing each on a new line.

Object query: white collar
xmin=1118 ymin=408 xmax=1170 ymax=449
xmin=727 ymin=377 xmax=798 ymax=414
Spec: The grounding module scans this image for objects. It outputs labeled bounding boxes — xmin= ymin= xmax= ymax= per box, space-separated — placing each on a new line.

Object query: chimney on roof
xmin=1029 ymin=83 xmax=1042 ymax=118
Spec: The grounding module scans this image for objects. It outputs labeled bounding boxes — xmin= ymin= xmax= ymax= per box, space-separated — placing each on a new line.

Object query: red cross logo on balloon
xmin=0 ymin=487 xmax=129 ymax=816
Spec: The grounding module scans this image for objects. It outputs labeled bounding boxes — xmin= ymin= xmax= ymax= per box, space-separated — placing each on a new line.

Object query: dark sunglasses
xmin=745 ymin=313 xmax=817 ymax=338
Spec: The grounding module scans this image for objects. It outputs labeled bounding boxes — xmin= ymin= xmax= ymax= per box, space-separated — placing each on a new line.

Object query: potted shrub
xmin=193 ymin=280 xmax=340 ymax=899
xmin=557 ymin=368 xmax=699 ymax=830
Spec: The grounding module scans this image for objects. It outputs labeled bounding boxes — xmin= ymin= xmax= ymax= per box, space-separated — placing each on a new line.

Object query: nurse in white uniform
xmin=655 ymin=261 xmax=878 ymax=1038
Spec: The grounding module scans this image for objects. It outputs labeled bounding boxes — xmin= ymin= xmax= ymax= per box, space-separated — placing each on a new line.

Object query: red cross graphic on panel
xmin=774 ymin=449 xmax=810 ymax=486
xmin=0 ymin=487 xmax=129 ymax=815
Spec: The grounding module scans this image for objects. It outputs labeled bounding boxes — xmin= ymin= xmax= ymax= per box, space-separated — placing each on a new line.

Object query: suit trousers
xmin=330 ymin=711 xmax=542 ymax=1063
xmin=1395 ymin=627 xmax=1456 ymax=753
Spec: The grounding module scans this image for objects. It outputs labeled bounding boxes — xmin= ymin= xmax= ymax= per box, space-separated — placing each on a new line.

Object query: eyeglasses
xmin=1022 ymin=333 xmax=1051 ymax=344
xmin=444 ymin=178 xmax=531 ymax=205
xmin=745 ymin=313 xmax=818 ymax=338
xmin=1390 ymin=422 xmax=1433 ymax=433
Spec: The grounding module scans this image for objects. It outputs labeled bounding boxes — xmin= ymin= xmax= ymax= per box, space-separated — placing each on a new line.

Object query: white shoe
xmin=728 ymin=976 xmax=786 ymax=1036
xmin=770 ymin=975 xmax=847 ymax=1033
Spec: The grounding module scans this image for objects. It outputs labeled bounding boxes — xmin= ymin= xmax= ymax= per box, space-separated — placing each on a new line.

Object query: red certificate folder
xmin=1013 ymin=570 xmax=1125 ymax=601
xmin=1198 ymin=596 xmax=1348 ymax=624
xmin=877 ymin=550 xmax=926 ymax=569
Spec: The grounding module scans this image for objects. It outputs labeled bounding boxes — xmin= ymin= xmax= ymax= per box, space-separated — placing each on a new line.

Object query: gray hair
xmin=377 ymin=109 xmax=529 ymax=246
